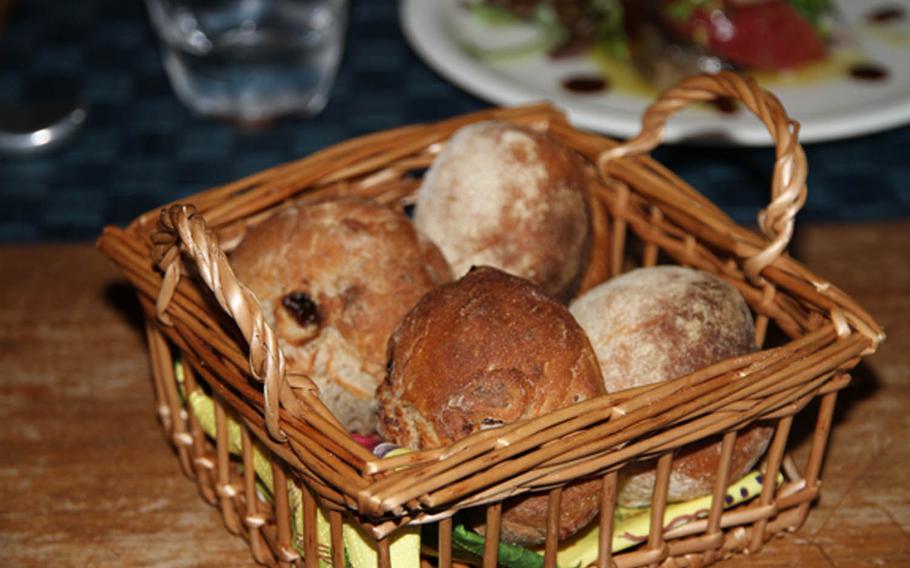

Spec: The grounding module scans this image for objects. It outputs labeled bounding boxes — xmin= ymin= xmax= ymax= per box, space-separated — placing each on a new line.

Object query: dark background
xmin=1 ymin=0 xmax=908 ymax=241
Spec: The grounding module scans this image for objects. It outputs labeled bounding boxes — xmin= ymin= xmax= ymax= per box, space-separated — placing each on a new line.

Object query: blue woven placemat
xmin=1 ymin=0 xmax=908 ymax=242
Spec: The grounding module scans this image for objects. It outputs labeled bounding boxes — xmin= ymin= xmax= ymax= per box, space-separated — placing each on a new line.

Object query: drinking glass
xmin=146 ymin=0 xmax=348 ymax=122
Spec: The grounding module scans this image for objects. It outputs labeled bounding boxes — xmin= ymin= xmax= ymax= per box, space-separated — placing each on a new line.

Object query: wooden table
xmin=2 ymin=221 xmax=908 ymax=567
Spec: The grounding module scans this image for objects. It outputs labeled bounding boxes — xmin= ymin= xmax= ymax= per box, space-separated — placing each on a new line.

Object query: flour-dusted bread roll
xmin=414 ymin=121 xmax=591 ymax=302
xmin=229 ymin=198 xmax=452 ymax=434
xmin=569 ymin=266 xmax=772 ymax=507
xmin=377 ymin=266 xmax=606 ymax=546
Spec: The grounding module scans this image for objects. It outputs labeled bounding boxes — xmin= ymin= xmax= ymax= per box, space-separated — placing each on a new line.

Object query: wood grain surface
xmin=1 ymin=221 xmax=908 ymax=567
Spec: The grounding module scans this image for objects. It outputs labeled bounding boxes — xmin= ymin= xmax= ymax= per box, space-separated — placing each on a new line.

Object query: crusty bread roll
xmin=229 ymin=198 xmax=452 ymax=434
xmin=377 ymin=266 xmax=606 ymax=546
xmin=569 ymin=266 xmax=772 ymax=507
xmin=414 ymin=121 xmax=591 ymax=302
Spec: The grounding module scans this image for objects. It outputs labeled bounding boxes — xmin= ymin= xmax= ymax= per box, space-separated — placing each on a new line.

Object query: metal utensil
xmin=0 ymin=101 xmax=88 ymax=156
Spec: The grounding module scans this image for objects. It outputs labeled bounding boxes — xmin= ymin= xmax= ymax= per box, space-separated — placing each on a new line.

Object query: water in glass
xmin=146 ymin=0 xmax=347 ymax=122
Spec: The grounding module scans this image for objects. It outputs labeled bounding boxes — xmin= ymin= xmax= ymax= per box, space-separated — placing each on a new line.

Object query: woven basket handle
xmin=150 ymin=204 xmax=312 ymax=441
xmin=597 ymin=71 xmax=808 ymax=283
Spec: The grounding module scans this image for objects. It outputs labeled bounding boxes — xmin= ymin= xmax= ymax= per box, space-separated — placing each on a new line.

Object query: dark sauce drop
xmin=849 ymin=63 xmax=890 ymax=82
xmin=282 ymin=291 xmax=321 ymax=326
xmin=562 ymin=75 xmax=609 ymax=94
xmin=710 ymin=96 xmax=739 ymax=115
xmin=867 ymin=6 xmax=906 ymax=24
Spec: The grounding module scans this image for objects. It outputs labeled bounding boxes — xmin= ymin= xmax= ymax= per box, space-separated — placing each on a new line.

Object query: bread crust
xmin=570 ymin=266 xmax=773 ymax=506
xmin=229 ymin=198 xmax=452 ymax=434
xmin=414 ymin=121 xmax=591 ymax=302
xmin=377 ymin=266 xmax=606 ymax=546
xmin=617 ymin=424 xmax=772 ymax=507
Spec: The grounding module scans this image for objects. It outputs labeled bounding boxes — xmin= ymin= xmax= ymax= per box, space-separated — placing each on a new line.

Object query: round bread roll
xmin=414 ymin=121 xmax=591 ymax=302
xmin=229 ymin=198 xmax=452 ymax=434
xmin=377 ymin=266 xmax=606 ymax=546
xmin=569 ymin=266 xmax=772 ymax=507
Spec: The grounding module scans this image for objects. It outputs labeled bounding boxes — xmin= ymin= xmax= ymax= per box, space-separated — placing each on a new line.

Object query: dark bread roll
xmin=229 ymin=198 xmax=452 ymax=434
xmin=569 ymin=266 xmax=772 ymax=507
xmin=377 ymin=266 xmax=606 ymax=546
xmin=414 ymin=121 xmax=592 ymax=302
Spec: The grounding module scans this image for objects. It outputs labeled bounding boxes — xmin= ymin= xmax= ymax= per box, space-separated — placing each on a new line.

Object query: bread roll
xmin=377 ymin=266 xmax=606 ymax=546
xmin=229 ymin=198 xmax=452 ymax=434
xmin=569 ymin=266 xmax=772 ymax=507
xmin=414 ymin=121 xmax=591 ymax=302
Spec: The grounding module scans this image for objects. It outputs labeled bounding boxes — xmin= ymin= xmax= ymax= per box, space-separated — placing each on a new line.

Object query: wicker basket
xmin=97 ymin=72 xmax=883 ymax=568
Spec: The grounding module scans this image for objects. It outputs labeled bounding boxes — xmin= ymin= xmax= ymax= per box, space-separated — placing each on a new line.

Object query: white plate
xmin=400 ymin=0 xmax=910 ymax=145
